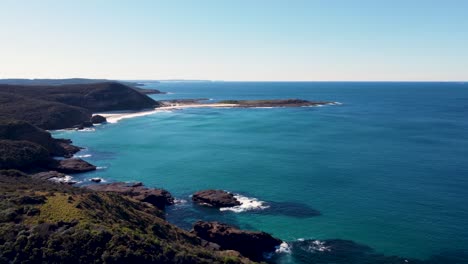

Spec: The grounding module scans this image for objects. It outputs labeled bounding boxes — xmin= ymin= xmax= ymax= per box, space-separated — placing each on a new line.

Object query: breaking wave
xmin=220 ymin=194 xmax=269 ymax=213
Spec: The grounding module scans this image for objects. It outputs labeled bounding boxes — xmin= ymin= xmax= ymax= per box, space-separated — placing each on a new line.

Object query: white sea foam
xmin=297 ymin=238 xmax=305 ymax=242
xmin=96 ymin=166 xmax=107 ymax=170
xmin=308 ymin=240 xmax=330 ymax=252
xmin=275 ymin=242 xmax=292 ymax=254
xmin=219 ymin=194 xmax=269 ymax=213
xmin=174 ymin=198 xmax=188 ymax=204
xmin=78 ymin=128 xmax=95 ymax=132
xmin=98 ymin=104 xmax=238 ymax=123
xmin=74 ymin=154 xmax=92 ymax=158
xmin=101 ymin=109 xmax=162 ymax=123
xmin=49 ymin=175 xmax=78 ymax=184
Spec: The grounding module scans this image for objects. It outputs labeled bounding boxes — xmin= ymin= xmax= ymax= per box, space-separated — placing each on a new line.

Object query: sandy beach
xmin=97 ymin=103 xmax=237 ymax=123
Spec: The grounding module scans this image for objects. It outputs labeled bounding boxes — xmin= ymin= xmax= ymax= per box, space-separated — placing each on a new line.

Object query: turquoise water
xmin=54 ymin=82 xmax=468 ymax=263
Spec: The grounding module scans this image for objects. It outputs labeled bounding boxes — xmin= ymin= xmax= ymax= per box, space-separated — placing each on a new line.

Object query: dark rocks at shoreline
xmin=218 ymin=99 xmax=332 ymax=107
xmin=31 ymin=170 xmax=68 ymax=181
xmin=30 ymin=170 xmax=77 ymax=185
xmin=47 ymin=158 xmax=97 ymax=174
xmin=72 ymin=121 xmax=94 ymax=130
xmin=192 ymin=190 xmax=241 ymax=208
xmin=192 ymin=221 xmax=282 ymax=261
xmin=91 ymin=114 xmax=107 ymax=124
xmin=86 ymin=182 xmax=174 ymax=210
xmin=53 ymin=138 xmax=81 ymax=158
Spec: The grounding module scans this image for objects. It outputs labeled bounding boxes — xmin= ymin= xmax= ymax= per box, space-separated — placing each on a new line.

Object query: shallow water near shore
xmin=54 ymin=82 xmax=468 ymax=263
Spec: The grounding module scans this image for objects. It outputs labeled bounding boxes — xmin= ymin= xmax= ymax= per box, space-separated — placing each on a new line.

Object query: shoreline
xmin=97 ymin=103 xmax=238 ymax=123
xmin=97 ymin=101 xmax=339 ymax=123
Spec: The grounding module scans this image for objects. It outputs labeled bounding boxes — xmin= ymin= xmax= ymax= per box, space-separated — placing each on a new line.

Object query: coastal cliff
xmin=0 ymin=82 xmax=159 ymax=129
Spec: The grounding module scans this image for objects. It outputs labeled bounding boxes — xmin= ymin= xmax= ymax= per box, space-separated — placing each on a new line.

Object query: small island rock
xmin=192 ymin=190 xmax=241 ymax=208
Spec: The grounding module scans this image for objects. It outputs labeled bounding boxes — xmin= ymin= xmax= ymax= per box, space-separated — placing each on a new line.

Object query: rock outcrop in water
xmin=86 ymin=182 xmax=175 ymax=210
xmin=192 ymin=190 xmax=241 ymax=208
xmin=91 ymin=115 xmax=107 ymax=124
xmin=192 ymin=221 xmax=282 ymax=261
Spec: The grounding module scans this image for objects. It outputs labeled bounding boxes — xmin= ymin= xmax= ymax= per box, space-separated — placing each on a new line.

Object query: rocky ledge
xmin=48 ymin=158 xmax=97 ymax=174
xmin=31 ymin=171 xmax=68 ymax=181
xmin=86 ymin=182 xmax=174 ymax=210
xmin=192 ymin=189 xmax=241 ymax=208
xmin=192 ymin=221 xmax=282 ymax=261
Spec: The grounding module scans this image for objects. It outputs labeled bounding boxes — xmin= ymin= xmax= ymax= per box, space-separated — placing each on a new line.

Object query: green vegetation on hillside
xmin=0 ymin=170 xmax=252 ymax=264
xmin=0 ymin=82 xmax=159 ymax=129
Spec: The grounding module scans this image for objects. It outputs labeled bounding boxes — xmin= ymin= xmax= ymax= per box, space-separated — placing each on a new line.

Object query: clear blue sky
xmin=1 ymin=0 xmax=467 ymax=81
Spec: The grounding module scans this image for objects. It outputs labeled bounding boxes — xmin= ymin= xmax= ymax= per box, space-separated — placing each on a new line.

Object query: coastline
xmin=97 ymin=103 xmax=238 ymax=123
xmin=96 ymin=101 xmax=338 ymax=124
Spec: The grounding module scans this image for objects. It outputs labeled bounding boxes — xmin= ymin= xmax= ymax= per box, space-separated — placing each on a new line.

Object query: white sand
xmin=96 ymin=103 xmax=237 ymax=123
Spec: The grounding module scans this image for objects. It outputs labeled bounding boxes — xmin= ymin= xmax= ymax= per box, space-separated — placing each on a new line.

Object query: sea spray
xmin=220 ymin=194 xmax=269 ymax=213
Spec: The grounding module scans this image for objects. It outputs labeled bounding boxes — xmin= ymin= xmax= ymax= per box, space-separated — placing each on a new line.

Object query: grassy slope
xmin=0 ymin=170 xmax=252 ymax=264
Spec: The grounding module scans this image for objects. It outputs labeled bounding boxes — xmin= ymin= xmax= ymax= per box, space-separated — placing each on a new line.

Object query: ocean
xmin=54 ymin=82 xmax=468 ymax=263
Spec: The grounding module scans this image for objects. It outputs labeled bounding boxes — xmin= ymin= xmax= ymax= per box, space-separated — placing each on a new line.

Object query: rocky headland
xmin=0 ymin=82 xmax=159 ymax=130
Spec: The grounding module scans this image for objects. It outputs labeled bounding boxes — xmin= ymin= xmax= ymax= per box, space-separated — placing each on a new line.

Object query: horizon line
xmin=0 ymin=78 xmax=466 ymax=83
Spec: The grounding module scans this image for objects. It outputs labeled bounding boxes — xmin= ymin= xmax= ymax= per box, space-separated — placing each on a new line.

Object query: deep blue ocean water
xmin=54 ymin=82 xmax=468 ymax=263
